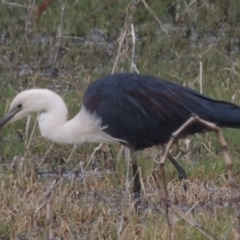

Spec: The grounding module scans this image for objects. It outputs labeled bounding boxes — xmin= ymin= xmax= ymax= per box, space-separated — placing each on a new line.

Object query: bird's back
xmin=83 ymin=73 xmax=240 ymax=150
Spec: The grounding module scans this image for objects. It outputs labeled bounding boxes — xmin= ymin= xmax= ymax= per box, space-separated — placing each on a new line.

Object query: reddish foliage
xmin=37 ymin=0 xmax=51 ymax=22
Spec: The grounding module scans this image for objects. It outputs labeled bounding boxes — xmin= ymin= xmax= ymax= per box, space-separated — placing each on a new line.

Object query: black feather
xmin=83 ymin=73 xmax=240 ymax=150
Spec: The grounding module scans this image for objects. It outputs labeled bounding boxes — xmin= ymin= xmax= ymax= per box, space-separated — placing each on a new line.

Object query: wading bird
xmin=1 ymin=73 xmax=240 ymax=199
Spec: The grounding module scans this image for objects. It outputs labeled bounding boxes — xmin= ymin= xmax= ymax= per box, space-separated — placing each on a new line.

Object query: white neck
xmin=38 ymin=105 xmax=120 ymax=145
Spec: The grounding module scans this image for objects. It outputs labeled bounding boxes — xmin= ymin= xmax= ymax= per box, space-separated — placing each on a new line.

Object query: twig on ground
xmin=140 ymin=0 xmax=168 ymax=34
xmin=130 ymin=24 xmax=139 ymax=73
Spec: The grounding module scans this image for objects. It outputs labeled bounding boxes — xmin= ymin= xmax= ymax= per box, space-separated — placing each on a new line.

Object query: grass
xmin=0 ymin=0 xmax=240 ymax=239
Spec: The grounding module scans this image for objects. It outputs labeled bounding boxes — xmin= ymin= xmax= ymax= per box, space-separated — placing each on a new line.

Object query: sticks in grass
xmin=153 ymin=114 xmax=240 ymax=239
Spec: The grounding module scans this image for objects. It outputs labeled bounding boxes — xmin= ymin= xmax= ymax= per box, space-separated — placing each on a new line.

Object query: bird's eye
xmin=17 ymin=104 xmax=22 ymax=109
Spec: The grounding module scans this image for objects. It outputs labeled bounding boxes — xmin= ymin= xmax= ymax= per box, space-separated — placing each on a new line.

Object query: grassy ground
xmin=1 ymin=0 xmax=240 ymax=239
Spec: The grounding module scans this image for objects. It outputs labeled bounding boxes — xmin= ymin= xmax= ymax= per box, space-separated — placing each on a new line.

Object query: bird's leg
xmin=129 ymin=147 xmax=141 ymax=206
xmin=160 ymin=145 xmax=187 ymax=181
xmin=168 ymin=153 xmax=188 ymax=191
xmin=160 ymin=146 xmax=188 ymax=190
xmin=167 ymin=153 xmax=187 ymax=180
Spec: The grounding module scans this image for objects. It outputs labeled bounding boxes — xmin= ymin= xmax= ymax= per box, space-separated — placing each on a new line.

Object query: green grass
xmin=1 ymin=0 xmax=240 ymax=239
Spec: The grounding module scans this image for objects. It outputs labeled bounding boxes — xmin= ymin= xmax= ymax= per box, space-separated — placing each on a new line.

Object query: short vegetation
xmin=0 ymin=0 xmax=240 ymax=239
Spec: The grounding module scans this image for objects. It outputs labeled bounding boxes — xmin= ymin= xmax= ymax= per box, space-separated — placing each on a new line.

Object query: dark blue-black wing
xmin=83 ymin=73 xmax=240 ymax=150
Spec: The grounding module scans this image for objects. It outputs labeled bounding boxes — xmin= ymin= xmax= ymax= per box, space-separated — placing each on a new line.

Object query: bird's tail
xmin=197 ymin=99 xmax=240 ymax=129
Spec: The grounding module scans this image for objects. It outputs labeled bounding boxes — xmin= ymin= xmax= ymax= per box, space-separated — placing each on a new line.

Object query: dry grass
xmin=0 ymin=137 xmax=237 ymax=239
xmin=1 ymin=0 xmax=240 ymax=239
xmin=0 ymin=158 xmax=235 ymax=239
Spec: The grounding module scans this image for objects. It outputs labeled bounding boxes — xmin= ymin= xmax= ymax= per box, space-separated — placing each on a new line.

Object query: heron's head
xmin=0 ymin=89 xmax=64 ymax=129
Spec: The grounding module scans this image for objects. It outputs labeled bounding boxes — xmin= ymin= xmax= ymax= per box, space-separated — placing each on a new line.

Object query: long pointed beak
xmin=0 ymin=108 xmax=19 ymax=129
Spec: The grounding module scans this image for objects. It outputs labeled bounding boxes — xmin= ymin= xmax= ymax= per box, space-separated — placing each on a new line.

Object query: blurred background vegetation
xmin=1 ymin=0 xmax=240 ymax=239
xmin=1 ymin=0 xmax=240 ymax=167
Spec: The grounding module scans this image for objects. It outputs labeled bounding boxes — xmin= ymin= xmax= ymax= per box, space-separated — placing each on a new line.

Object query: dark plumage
xmin=84 ymin=73 xmax=240 ymax=150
